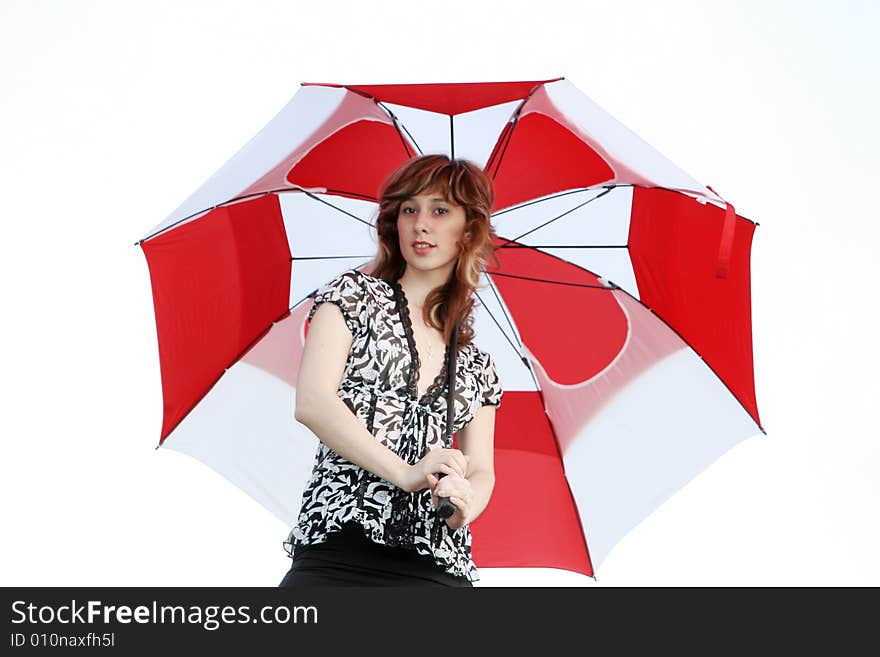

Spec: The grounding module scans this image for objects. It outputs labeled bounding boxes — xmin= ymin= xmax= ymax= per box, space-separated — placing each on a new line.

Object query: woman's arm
xmin=444 ymin=403 xmax=497 ymax=530
xmin=295 ymin=301 xmax=411 ymax=490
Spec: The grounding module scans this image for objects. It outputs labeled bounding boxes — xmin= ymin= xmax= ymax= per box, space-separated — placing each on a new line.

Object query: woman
xmin=279 ymin=154 xmax=503 ymax=587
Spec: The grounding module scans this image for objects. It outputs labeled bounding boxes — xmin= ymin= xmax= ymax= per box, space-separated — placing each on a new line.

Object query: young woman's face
xmin=397 ymin=190 xmax=468 ymax=276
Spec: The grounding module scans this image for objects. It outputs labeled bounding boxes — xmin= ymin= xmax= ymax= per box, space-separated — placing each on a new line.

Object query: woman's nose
xmin=413 ymin=209 xmax=431 ymax=228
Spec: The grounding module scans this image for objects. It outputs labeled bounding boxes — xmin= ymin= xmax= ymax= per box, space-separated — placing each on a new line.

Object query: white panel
xmin=548 ymin=293 xmax=761 ymax=568
xmin=513 ymin=184 xmax=633 ymax=246
xmin=491 ymin=186 xmax=640 ymax=298
xmin=164 ymin=357 xmax=316 ymax=527
xmin=493 ymin=186 xmax=625 ymax=244
xmin=381 ymin=102 xmax=452 ymax=158
xmin=472 ymin=273 xmax=537 ymax=394
xmin=540 ymin=248 xmax=639 ymax=299
xmin=279 ymin=192 xmax=379 ymax=307
xmin=542 ymin=79 xmax=722 ymax=202
xmin=452 ymin=100 xmax=521 ymax=168
xmin=360 ymin=98 xmax=519 ymax=171
xmin=143 ymin=86 xmax=348 ymax=240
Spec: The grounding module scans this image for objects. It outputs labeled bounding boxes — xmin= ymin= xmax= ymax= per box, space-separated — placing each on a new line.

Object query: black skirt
xmin=279 ymin=521 xmax=473 ymax=587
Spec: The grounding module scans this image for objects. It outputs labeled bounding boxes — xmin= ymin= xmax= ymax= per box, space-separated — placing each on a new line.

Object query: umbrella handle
xmin=436 ymin=320 xmax=460 ymax=521
xmin=436 ymin=477 xmax=457 ymax=518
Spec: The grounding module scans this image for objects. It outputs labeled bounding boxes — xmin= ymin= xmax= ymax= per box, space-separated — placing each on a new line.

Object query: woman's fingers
xmin=435 ymin=475 xmax=471 ymax=500
xmin=439 ymin=462 xmax=462 ymax=478
xmin=434 ymin=461 xmax=458 ymax=479
xmin=423 ymin=448 xmax=467 ymax=480
xmin=447 ymin=455 xmax=467 ymax=478
xmin=439 ymin=449 xmax=467 ymax=478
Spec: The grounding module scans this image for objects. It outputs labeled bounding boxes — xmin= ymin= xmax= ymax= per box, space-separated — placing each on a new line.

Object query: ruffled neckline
xmin=391 ymin=279 xmax=452 ymax=406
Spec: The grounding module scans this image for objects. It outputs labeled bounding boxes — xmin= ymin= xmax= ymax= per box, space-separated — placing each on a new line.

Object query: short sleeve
xmin=479 ymin=351 xmax=503 ymax=409
xmin=307 ymin=269 xmax=363 ymax=337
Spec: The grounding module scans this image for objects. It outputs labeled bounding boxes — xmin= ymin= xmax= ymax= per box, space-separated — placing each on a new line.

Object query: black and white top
xmin=284 ymin=269 xmax=503 ymax=583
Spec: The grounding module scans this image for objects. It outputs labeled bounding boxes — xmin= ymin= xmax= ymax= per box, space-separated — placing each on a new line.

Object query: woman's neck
xmin=397 ymin=267 xmax=451 ymax=310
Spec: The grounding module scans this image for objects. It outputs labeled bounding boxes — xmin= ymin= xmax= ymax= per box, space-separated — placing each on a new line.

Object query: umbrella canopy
xmin=137 ymin=77 xmax=763 ymax=578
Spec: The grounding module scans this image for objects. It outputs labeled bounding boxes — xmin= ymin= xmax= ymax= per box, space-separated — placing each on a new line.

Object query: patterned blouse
xmin=284 ymin=268 xmax=503 ymax=583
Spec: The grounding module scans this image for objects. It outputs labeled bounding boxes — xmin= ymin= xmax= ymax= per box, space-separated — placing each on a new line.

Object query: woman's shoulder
xmin=353 ymin=268 xmax=390 ymax=287
xmin=323 ymin=268 xmax=393 ymax=296
xmin=351 ymin=269 xmax=395 ymax=300
xmin=461 ymin=342 xmax=492 ymax=367
xmin=350 ymin=269 xmax=392 ymax=292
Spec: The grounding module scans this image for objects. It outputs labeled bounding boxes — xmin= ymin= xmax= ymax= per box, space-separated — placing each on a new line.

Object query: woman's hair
xmin=368 ymin=154 xmax=499 ymax=349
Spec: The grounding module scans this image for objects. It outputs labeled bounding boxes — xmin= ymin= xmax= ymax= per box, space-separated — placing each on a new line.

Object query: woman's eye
xmin=401 ymin=207 xmax=447 ymax=215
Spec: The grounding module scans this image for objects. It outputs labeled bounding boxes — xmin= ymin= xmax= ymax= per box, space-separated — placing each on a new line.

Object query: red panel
xmin=489 ymin=239 xmax=627 ymax=385
xmin=468 ymin=392 xmax=593 ymax=577
xmin=141 ymin=195 xmax=292 ymax=443
xmin=628 ymin=187 xmax=762 ymax=428
xmin=489 ymin=111 xmax=615 ymax=212
xmin=303 ymin=78 xmax=564 ymax=115
xmin=287 ymin=120 xmax=412 ymax=201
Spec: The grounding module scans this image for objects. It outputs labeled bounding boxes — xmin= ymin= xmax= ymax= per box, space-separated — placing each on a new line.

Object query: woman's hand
xmin=400 ymin=448 xmax=469 ymax=494
xmin=426 ymin=472 xmax=472 ymax=531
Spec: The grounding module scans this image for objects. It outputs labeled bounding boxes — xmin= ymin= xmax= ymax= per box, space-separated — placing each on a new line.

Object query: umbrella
xmin=137 ymin=77 xmax=763 ymax=579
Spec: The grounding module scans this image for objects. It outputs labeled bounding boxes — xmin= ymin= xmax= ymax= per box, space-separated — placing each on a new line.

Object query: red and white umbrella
xmin=137 ymin=77 xmax=763 ymax=579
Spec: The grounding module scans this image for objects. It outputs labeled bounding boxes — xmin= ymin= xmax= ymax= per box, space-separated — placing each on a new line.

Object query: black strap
xmin=431 ymin=321 xmax=460 ymax=527
xmin=444 ymin=321 xmax=459 ymax=444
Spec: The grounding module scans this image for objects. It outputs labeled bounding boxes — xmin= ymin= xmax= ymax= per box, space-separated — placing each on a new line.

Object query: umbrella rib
xmin=485 ymin=274 xmax=523 ymax=350
xmin=474 ymin=290 xmax=524 ymax=359
xmin=486 ymin=94 xmax=533 ymax=180
xmin=611 ymin=284 xmax=767 ymax=435
xmin=474 ymin=288 xmax=543 ymax=393
xmin=301 ymin=191 xmax=376 ymax=228
xmin=376 ymin=101 xmax=421 ymax=157
xmin=138 ymin=173 xmax=757 ymax=248
xmin=492 ymin=183 xmax=760 ymax=227
xmin=135 ymin=188 xmax=284 ymax=244
xmin=136 ymin=187 xmax=378 ymax=245
xmin=488 ymin=271 xmax=611 ymax=290
xmin=492 ymin=184 xmax=619 ymax=219
xmin=291 ymin=255 xmax=374 ymax=261
xmin=449 ymin=115 xmax=454 ymax=159
xmin=485 ymin=80 xmax=550 ymax=181
xmin=487 ymin=112 xmax=519 ymax=180
xmin=397 ymin=122 xmax=422 ymax=156
xmin=313 ymin=189 xmax=377 ymax=203
xmin=498 ymin=244 xmax=628 ymax=249
xmin=286 ymin=258 xmax=375 ymax=316
xmin=156 ymin=302 xmax=296 ymax=448
xmin=159 ymin=256 xmax=378 ymax=447
xmin=500 ymin=187 xmax=613 ymax=247
xmin=484 ymin=269 xmax=764 ymax=431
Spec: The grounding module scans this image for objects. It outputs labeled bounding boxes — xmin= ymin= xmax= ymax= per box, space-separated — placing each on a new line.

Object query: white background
xmin=1 ymin=0 xmax=877 ymax=586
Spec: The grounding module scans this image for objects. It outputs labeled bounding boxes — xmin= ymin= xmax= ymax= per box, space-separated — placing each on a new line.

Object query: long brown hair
xmin=368 ymin=154 xmax=499 ymax=349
